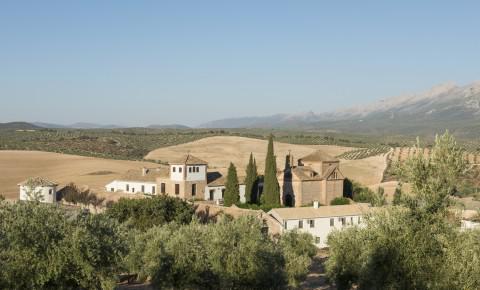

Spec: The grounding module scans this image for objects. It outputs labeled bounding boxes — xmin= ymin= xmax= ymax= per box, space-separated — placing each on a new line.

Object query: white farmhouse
xmin=268 ymin=203 xmax=371 ymax=248
xmin=105 ymin=167 xmax=167 ymax=195
xmin=205 ymin=175 xmax=247 ymax=203
xmin=18 ymin=177 xmax=58 ymax=203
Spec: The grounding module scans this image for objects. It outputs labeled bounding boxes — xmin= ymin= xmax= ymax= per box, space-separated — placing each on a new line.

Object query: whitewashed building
xmin=18 ymin=177 xmax=58 ymax=203
xmin=268 ymin=203 xmax=371 ymax=248
xmin=205 ymin=175 xmax=247 ymax=203
xmin=105 ymin=167 xmax=167 ymax=195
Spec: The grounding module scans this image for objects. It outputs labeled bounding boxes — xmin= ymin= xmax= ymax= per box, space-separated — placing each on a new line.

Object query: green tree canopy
xmin=126 ymin=215 xmax=316 ymax=289
xmin=106 ymin=195 xmax=195 ymax=231
xmin=325 ymin=131 xmax=476 ymax=290
xmin=223 ymin=162 xmax=240 ymax=206
xmin=0 ymin=201 xmax=127 ymax=289
xmin=244 ymin=153 xmax=258 ymax=204
xmin=262 ymin=135 xmax=280 ymax=206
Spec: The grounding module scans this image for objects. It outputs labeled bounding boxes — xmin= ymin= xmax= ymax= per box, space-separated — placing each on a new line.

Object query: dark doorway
xmin=285 ymin=194 xmax=294 ymax=207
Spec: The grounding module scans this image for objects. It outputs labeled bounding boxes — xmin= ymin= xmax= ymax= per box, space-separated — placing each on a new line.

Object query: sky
xmin=1 ymin=1 xmax=480 ymax=127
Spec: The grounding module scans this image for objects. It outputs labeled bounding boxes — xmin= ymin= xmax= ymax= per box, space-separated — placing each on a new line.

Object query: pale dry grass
xmin=0 ymin=151 xmax=160 ymax=200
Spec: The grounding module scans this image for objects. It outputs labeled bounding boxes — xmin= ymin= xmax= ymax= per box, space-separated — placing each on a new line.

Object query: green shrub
xmin=330 ymin=197 xmax=351 ymax=205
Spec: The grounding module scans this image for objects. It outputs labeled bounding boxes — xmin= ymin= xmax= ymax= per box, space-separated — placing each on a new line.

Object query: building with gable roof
xmin=277 ymin=150 xmax=345 ymax=207
xmin=18 ymin=177 xmax=58 ymax=203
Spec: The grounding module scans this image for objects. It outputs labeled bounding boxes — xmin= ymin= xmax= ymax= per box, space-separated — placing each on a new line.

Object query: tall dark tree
xmin=262 ymin=135 xmax=280 ymax=206
xmin=244 ymin=153 xmax=258 ymax=204
xmin=223 ymin=162 xmax=240 ymax=206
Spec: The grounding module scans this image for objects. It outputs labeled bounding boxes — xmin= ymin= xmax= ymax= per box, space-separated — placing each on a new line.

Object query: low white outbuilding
xmin=105 ymin=167 xmax=167 ymax=195
xmin=205 ymin=175 xmax=247 ymax=203
xmin=18 ymin=177 xmax=58 ymax=203
xmin=268 ymin=203 xmax=371 ymax=248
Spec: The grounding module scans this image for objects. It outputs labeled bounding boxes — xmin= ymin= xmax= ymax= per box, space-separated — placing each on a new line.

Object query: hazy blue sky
xmin=1 ymin=1 xmax=479 ymax=126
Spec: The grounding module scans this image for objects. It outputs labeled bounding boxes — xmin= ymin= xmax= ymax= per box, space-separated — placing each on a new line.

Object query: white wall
xmin=170 ymin=165 xmax=185 ymax=181
xmin=280 ymin=214 xmax=363 ymax=248
xmin=185 ymin=165 xmax=207 ymax=181
xmin=19 ymin=185 xmax=57 ymax=203
xmin=204 ymin=184 xmax=246 ymax=203
xmin=105 ymin=180 xmax=157 ymax=195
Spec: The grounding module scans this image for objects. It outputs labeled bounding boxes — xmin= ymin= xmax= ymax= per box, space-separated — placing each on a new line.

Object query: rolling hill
xmin=0 ymin=122 xmax=41 ymax=130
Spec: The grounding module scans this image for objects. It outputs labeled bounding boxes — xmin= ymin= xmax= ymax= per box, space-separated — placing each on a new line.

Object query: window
xmin=179 ymin=167 xmax=182 ymax=173
xmin=315 ymin=237 xmax=321 ymax=244
xmin=111 ymin=188 xmax=114 ymax=192
xmin=358 ymin=217 xmax=361 ymax=224
xmin=350 ymin=217 xmax=353 ymax=225
xmin=175 ymin=184 xmax=180 ymax=195
xmin=221 ymin=189 xmax=225 ymax=198
xmin=152 ymin=186 xmax=156 ymax=194
xmin=141 ymin=185 xmax=145 ymax=193
xmin=161 ymin=183 xmax=166 ymax=194
xmin=338 ymin=217 xmax=346 ymax=226
xmin=173 ymin=167 xmax=176 ymax=173
xmin=189 ymin=167 xmax=192 ymax=173
xmin=196 ymin=167 xmax=199 ymax=172
xmin=132 ymin=188 xmax=135 ymax=193
xmin=209 ymin=190 xmax=214 ymax=200
xmin=308 ymin=219 xmax=315 ymax=228
xmin=48 ymin=189 xmax=53 ymax=195
xmin=284 ymin=221 xmax=288 ymax=230
xmin=299 ymin=220 xmax=303 ymax=229
xmin=126 ymin=184 xmax=130 ymax=192
xmin=330 ymin=218 xmax=334 ymax=227
xmin=192 ymin=184 xmax=197 ymax=196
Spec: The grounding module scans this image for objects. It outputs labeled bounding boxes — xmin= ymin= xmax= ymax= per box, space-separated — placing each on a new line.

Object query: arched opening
xmin=285 ymin=194 xmax=294 ymax=207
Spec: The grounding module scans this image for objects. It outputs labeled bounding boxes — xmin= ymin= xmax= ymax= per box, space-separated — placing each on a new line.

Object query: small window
xmin=284 ymin=221 xmax=288 ymax=230
xmin=161 ymin=183 xmax=166 ymax=194
xmin=111 ymin=188 xmax=114 ymax=192
xmin=49 ymin=189 xmax=53 ymax=195
xmin=299 ymin=220 xmax=303 ymax=229
xmin=179 ymin=167 xmax=182 ymax=173
xmin=196 ymin=167 xmax=199 ymax=172
xmin=315 ymin=237 xmax=320 ymax=244
xmin=338 ymin=217 xmax=346 ymax=226
xmin=152 ymin=186 xmax=156 ymax=194
xmin=141 ymin=185 xmax=145 ymax=193
xmin=209 ymin=189 xmax=215 ymax=201
xmin=221 ymin=189 xmax=225 ymax=198
xmin=192 ymin=184 xmax=196 ymax=196
xmin=175 ymin=184 xmax=180 ymax=195
xmin=126 ymin=184 xmax=130 ymax=191
xmin=330 ymin=218 xmax=334 ymax=227
xmin=189 ymin=167 xmax=192 ymax=173
xmin=308 ymin=220 xmax=315 ymax=228
xmin=173 ymin=167 xmax=176 ymax=173
xmin=358 ymin=217 xmax=361 ymax=224
xmin=132 ymin=188 xmax=135 ymax=193
xmin=350 ymin=217 xmax=353 ymax=224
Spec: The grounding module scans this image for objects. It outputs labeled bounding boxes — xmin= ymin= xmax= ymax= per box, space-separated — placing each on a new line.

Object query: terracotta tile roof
xmin=268 ymin=203 xmax=371 ymax=220
xmin=290 ymin=166 xmax=323 ymax=181
xmin=299 ymin=150 xmax=338 ymax=163
xmin=18 ymin=177 xmax=58 ymax=187
xmin=169 ymin=154 xmax=208 ymax=165
xmin=119 ymin=167 xmax=169 ymax=182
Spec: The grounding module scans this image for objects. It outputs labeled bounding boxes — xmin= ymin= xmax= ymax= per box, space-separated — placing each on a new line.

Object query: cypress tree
xmin=244 ymin=153 xmax=258 ymax=204
xmin=262 ymin=135 xmax=280 ymax=206
xmin=223 ymin=162 xmax=240 ymax=206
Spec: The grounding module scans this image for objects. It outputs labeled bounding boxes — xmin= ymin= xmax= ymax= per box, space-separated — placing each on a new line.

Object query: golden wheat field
xmin=0 ymin=151 xmax=160 ymax=200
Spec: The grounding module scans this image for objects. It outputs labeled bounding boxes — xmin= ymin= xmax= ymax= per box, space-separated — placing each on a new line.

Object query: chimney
xmin=313 ymin=200 xmax=319 ymax=209
xmin=142 ymin=167 xmax=148 ymax=176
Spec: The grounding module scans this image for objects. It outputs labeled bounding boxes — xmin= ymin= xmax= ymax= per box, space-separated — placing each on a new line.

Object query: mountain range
xmin=2 ymin=81 xmax=480 ymax=137
xmin=199 ymin=81 xmax=480 ymax=137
